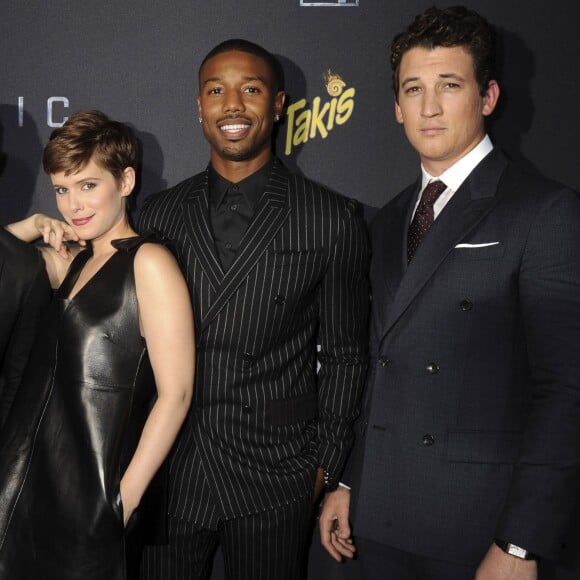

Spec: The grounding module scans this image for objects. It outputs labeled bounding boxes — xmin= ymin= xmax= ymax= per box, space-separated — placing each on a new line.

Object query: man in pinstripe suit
xmin=139 ymin=39 xmax=370 ymax=580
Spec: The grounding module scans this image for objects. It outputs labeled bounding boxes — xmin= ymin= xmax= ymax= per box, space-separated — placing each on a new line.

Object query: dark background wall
xmin=1 ymin=0 xmax=579 ymax=224
xmin=1 ymin=1 xmax=579 ymax=578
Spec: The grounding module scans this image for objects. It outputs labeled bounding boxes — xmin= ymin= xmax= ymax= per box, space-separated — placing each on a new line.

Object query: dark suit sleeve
xmin=316 ymin=198 xmax=370 ymax=489
xmin=0 ymin=250 xmax=50 ymax=424
xmin=495 ymin=186 xmax=580 ymax=560
xmin=340 ymin=210 xmax=387 ymax=489
xmin=340 ymin=310 xmax=379 ymax=490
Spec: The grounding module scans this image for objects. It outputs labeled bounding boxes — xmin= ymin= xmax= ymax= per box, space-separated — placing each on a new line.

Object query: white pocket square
xmin=455 ymin=242 xmax=500 ymax=248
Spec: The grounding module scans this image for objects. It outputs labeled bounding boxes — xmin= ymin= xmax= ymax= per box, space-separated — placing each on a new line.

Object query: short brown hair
xmin=43 ymin=110 xmax=139 ymax=183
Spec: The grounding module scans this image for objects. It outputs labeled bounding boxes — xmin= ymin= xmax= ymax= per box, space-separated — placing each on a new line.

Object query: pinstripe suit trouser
xmin=141 ymin=494 xmax=313 ymax=580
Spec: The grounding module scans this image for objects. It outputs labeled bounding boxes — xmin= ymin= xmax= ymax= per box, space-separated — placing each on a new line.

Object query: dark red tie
xmin=407 ymin=180 xmax=447 ymax=263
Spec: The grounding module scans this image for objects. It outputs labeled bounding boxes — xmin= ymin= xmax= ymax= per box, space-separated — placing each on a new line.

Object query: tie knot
xmin=420 ymin=180 xmax=446 ymax=206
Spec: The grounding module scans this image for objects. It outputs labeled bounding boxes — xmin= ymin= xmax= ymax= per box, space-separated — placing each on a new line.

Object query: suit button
xmin=422 ymin=434 xmax=435 ymax=446
xmin=242 ymin=403 xmax=252 ymax=413
xmin=426 ymin=362 xmax=439 ymax=374
xmin=241 ymin=353 xmax=256 ymax=369
xmin=378 ymin=356 xmax=390 ymax=368
xmin=460 ymin=299 xmax=473 ymax=311
xmin=274 ymin=294 xmax=285 ymax=305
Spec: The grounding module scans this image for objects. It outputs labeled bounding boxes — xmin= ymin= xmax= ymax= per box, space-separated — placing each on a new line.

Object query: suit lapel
xmin=200 ymin=159 xmax=291 ymax=331
xmin=377 ymin=180 xmax=420 ymax=300
xmin=181 ymin=170 xmax=224 ymax=293
xmin=380 ymin=149 xmax=508 ymax=339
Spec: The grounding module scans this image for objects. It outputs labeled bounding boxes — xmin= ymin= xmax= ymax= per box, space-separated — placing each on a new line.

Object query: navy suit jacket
xmin=345 ymin=149 xmax=580 ymax=565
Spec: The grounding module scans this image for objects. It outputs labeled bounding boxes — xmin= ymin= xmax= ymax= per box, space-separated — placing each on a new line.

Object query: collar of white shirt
xmin=415 ymin=135 xmax=494 ymax=220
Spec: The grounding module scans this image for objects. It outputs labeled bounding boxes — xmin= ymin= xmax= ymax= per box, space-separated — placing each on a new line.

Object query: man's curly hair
xmin=390 ymin=6 xmax=496 ymax=99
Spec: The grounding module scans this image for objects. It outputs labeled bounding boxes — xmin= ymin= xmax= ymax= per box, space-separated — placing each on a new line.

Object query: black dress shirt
xmin=208 ymin=159 xmax=273 ymax=271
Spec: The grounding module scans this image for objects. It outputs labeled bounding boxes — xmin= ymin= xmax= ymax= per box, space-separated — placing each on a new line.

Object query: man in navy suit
xmin=320 ymin=6 xmax=580 ymax=580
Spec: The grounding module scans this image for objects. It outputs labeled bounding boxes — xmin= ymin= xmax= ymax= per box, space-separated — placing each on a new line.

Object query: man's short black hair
xmin=199 ymin=39 xmax=284 ymax=92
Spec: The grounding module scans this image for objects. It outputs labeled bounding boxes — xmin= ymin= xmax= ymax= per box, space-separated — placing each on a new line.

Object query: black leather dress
xmin=0 ymin=237 xmax=162 ymax=580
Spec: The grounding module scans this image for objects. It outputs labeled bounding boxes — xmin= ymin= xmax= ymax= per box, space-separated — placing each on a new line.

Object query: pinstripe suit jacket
xmin=138 ymin=159 xmax=369 ymax=524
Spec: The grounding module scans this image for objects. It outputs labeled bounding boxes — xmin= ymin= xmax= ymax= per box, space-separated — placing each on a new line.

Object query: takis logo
xmin=284 ymin=70 xmax=355 ymax=156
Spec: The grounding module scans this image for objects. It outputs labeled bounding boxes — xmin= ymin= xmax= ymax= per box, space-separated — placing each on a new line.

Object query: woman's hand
xmin=119 ymin=479 xmax=138 ymax=528
xmin=33 ymin=214 xmax=84 ymax=259
xmin=6 ymin=213 xmax=84 ymax=260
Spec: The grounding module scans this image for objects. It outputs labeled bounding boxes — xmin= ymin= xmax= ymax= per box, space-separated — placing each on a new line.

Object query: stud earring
xmin=274 ymin=114 xmax=280 ymax=122
xmin=198 ymin=117 xmax=203 ymax=124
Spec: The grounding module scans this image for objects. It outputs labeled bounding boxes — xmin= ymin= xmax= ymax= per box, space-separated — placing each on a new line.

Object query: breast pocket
xmin=453 ymin=242 xmax=505 ymax=261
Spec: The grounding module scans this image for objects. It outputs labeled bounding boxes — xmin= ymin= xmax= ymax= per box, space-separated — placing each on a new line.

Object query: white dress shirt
xmin=412 ymin=135 xmax=494 ymax=222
